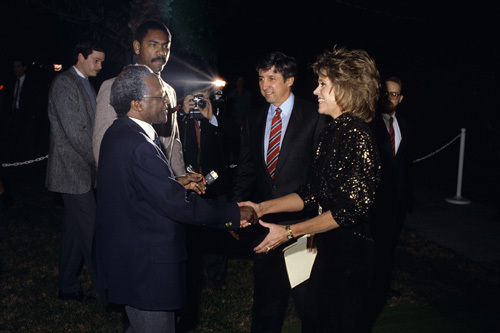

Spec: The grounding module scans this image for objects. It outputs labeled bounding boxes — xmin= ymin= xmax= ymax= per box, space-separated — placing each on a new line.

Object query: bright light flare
xmin=213 ymin=80 xmax=226 ymax=88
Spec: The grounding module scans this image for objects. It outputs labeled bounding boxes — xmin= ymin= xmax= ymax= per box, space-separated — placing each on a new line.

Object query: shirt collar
xmin=270 ymin=93 xmax=294 ymax=117
xmin=382 ymin=112 xmax=396 ymax=122
xmin=73 ymin=66 xmax=87 ymax=79
xmin=129 ymin=117 xmax=156 ymax=141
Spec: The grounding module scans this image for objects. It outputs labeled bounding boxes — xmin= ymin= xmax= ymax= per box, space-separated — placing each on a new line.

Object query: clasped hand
xmin=238 ymin=206 xmax=258 ymax=228
xmin=176 ymin=172 xmax=206 ymax=195
xmin=238 ymin=201 xmax=290 ymax=253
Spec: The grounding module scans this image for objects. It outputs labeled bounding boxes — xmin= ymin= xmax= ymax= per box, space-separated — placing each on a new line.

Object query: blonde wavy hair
xmin=312 ymin=46 xmax=381 ymax=122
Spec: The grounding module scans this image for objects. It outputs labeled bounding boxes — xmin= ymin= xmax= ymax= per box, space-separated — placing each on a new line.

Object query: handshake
xmin=238 ymin=205 xmax=259 ymax=228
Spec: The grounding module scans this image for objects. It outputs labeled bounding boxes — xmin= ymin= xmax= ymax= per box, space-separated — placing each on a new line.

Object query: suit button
xmin=225 ymin=222 xmax=233 ymax=227
xmin=272 ymin=186 xmax=277 ymax=191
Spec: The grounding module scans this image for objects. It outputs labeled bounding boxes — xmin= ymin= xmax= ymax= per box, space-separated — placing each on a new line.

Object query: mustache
xmin=151 ymin=56 xmax=166 ymax=63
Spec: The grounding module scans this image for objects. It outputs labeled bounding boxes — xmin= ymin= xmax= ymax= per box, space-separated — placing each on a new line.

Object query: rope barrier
xmin=1 ymin=130 xmax=465 ymax=168
xmin=2 ymin=129 xmax=471 ymax=205
xmin=1 ymin=155 xmax=48 ymax=168
xmin=412 ymin=133 xmax=461 ymax=163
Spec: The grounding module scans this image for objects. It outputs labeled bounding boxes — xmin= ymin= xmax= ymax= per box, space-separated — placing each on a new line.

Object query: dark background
xmin=1 ymin=0 xmax=498 ymax=202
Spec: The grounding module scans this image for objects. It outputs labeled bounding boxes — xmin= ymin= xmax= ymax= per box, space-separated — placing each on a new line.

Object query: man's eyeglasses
xmin=383 ymin=92 xmax=401 ymax=100
xmin=143 ymin=95 xmax=169 ymax=105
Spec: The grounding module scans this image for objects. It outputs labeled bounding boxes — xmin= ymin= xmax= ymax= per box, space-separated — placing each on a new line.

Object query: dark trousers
xmin=302 ymin=236 xmax=375 ymax=333
xmin=251 ymin=241 xmax=306 ymax=333
xmin=59 ymin=189 xmax=96 ymax=293
xmin=370 ymin=206 xmax=406 ymax=291
xmin=125 ymin=306 xmax=175 ymax=333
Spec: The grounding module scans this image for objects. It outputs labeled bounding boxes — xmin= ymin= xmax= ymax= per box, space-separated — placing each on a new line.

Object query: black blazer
xmin=178 ymin=113 xmax=228 ymax=198
xmin=92 ymin=117 xmax=240 ymax=311
xmin=369 ymin=113 xmax=413 ymax=211
xmin=231 ymin=98 xmax=326 ymax=224
xmin=2 ymin=73 xmax=45 ymax=123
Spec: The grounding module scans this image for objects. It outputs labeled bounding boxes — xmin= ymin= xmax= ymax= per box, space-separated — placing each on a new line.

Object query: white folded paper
xmin=283 ymin=234 xmax=317 ymax=288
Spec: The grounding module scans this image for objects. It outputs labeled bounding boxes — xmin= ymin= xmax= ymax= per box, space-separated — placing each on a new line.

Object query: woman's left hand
xmin=254 ymin=221 xmax=288 ymax=254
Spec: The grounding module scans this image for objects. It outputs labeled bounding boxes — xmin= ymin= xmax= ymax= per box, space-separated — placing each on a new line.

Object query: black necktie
xmin=12 ymin=78 xmax=21 ymax=111
xmin=153 ymin=133 xmax=161 ymax=148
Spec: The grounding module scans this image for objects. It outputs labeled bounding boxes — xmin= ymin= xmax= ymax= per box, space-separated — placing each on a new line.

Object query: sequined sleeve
xmin=297 ymin=115 xmax=380 ymax=227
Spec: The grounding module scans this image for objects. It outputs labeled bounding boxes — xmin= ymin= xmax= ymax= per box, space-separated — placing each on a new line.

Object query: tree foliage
xmin=27 ymin=0 xmax=218 ymax=68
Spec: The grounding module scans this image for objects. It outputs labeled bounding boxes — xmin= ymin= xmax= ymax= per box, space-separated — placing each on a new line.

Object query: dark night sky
xmin=1 ymin=0 xmax=498 ymax=192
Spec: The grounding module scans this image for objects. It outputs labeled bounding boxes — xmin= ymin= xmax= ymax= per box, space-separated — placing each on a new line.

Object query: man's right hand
xmin=239 ymin=206 xmax=258 ymax=227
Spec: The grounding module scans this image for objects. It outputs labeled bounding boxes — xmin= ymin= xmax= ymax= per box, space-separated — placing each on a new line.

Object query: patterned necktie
xmin=153 ymin=133 xmax=162 ymax=148
xmin=266 ymin=108 xmax=282 ymax=179
xmin=389 ymin=116 xmax=395 ymax=158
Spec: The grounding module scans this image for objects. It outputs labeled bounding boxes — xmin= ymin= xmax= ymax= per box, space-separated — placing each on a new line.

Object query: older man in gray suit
xmin=46 ymin=41 xmax=105 ymax=302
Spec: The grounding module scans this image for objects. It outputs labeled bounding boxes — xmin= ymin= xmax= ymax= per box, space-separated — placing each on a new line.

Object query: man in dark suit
xmin=231 ymin=52 xmax=326 ymax=333
xmin=45 ymin=41 xmax=105 ymax=302
xmin=2 ymin=58 xmax=45 ymax=162
xmin=92 ymin=65 xmax=256 ymax=332
xmin=369 ymin=76 xmax=413 ymax=298
xmin=176 ymin=82 xmax=236 ymax=331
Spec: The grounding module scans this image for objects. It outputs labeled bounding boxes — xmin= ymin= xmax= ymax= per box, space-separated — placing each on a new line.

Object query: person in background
xmin=45 ymin=41 xmax=105 ymax=303
xmin=92 ymin=20 xmax=202 ymax=191
xmin=369 ymin=76 xmax=413 ymax=298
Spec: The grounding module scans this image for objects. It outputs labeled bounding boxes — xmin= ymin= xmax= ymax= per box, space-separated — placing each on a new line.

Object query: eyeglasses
xmin=143 ymin=95 xmax=169 ymax=105
xmin=383 ymin=92 xmax=401 ymax=100
xmin=143 ymin=95 xmax=166 ymax=99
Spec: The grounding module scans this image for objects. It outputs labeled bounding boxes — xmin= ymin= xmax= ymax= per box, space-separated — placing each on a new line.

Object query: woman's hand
xmin=253 ymin=221 xmax=288 ymax=254
xmin=238 ymin=201 xmax=264 ymax=218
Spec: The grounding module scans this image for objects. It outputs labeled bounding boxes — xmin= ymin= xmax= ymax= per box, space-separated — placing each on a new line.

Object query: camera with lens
xmin=188 ymin=94 xmax=207 ymax=119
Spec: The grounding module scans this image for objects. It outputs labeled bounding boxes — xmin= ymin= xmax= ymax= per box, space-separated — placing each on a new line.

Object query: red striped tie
xmin=389 ymin=116 xmax=395 ymax=157
xmin=266 ymin=108 xmax=282 ymax=179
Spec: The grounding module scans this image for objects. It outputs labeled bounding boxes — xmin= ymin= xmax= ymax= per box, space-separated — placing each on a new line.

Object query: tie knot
xmin=275 ymin=108 xmax=282 ymax=116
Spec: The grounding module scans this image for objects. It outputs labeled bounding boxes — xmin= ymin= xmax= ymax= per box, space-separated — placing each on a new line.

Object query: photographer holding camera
xmin=178 ymin=87 xmax=226 ymax=193
xmin=176 ymin=82 xmax=237 ymax=332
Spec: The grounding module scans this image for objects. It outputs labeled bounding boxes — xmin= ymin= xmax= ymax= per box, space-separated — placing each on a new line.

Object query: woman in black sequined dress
xmin=241 ymin=46 xmax=381 ymax=332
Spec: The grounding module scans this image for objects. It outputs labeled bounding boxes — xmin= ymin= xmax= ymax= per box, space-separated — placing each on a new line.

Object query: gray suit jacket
xmin=92 ymin=76 xmax=185 ymax=176
xmin=45 ymin=67 xmax=96 ymax=194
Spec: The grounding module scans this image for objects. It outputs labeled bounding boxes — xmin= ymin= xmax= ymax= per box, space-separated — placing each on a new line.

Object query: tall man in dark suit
xmin=45 ymin=41 xmax=105 ymax=302
xmin=231 ymin=52 xmax=326 ymax=333
xmin=369 ymin=76 xmax=413 ymax=298
xmin=92 ymin=65 xmax=256 ymax=332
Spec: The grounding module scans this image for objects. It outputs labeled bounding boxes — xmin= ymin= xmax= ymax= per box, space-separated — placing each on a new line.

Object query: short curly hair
xmin=312 ymin=46 xmax=381 ymax=122
xmin=110 ymin=65 xmax=155 ymax=117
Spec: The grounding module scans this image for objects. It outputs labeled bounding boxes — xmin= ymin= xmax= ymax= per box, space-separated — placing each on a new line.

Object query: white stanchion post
xmin=446 ymin=128 xmax=471 ymax=205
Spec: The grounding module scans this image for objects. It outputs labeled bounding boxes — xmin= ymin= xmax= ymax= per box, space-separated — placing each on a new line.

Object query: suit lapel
xmin=123 ymin=117 xmax=170 ymax=165
xmin=395 ymin=115 xmax=407 ymax=158
xmin=274 ymin=106 xmax=300 ymax=178
xmin=69 ymin=67 xmax=95 ymax=121
xmin=255 ymin=106 xmax=269 ymax=172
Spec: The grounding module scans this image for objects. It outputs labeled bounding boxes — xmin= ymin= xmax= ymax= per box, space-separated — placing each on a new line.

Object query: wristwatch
xmin=285 ymin=225 xmax=294 ymax=240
